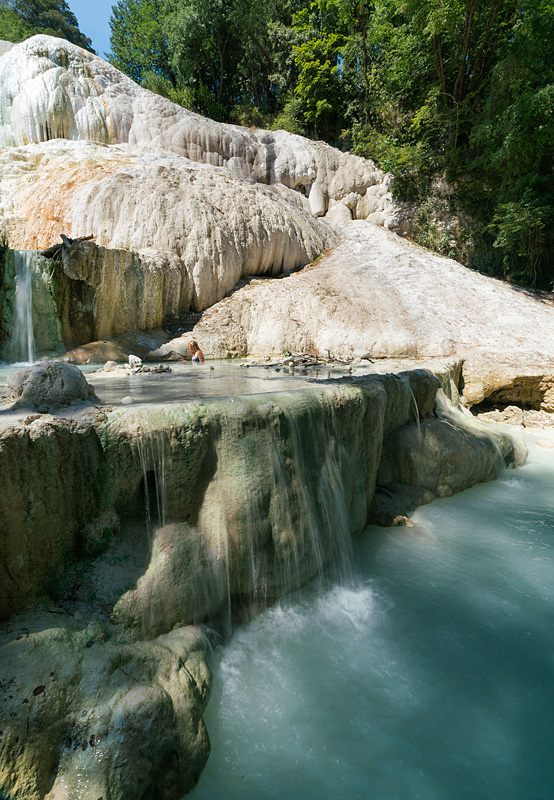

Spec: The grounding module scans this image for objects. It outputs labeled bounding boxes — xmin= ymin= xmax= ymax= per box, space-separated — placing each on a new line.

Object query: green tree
xmin=0 ymin=0 xmax=94 ymax=50
xmin=109 ymin=0 xmax=283 ymax=119
xmin=470 ymin=0 xmax=554 ymax=284
xmin=291 ymin=0 xmax=347 ymax=141
xmin=164 ymin=0 xmax=274 ymax=117
xmin=109 ymin=0 xmax=172 ymax=85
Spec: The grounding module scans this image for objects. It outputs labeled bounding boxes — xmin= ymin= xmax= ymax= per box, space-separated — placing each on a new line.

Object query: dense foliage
xmin=32 ymin=0 xmax=550 ymax=289
xmin=0 ymin=0 xmax=94 ymax=50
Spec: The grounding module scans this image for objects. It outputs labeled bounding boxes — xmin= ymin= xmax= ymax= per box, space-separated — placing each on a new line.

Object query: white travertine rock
xmin=0 ymin=41 xmax=15 ymax=57
xmin=0 ymin=140 xmax=334 ymax=314
xmin=0 ymin=35 xmax=395 ymax=221
xmin=190 ymin=220 xmax=554 ymax=401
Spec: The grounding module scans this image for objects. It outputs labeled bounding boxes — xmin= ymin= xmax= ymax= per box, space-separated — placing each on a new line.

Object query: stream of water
xmin=8 ymin=250 xmax=36 ymax=364
xmin=190 ymin=428 xmax=554 ymax=800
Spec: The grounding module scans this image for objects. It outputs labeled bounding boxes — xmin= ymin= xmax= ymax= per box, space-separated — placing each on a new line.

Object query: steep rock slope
xmin=0 ymin=35 xmax=401 ymax=327
xmin=0 ymin=140 xmax=332 ymax=313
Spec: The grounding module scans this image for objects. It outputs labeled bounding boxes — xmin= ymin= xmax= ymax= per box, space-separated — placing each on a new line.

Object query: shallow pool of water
xmin=0 ymin=357 xmax=454 ymax=409
xmin=190 ymin=429 xmax=554 ymax=800
xmin=0 ymin=360 xmax=357 ymax=408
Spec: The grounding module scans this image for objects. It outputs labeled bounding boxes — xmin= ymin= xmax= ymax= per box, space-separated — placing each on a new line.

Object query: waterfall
xmin=137 ymin=428 xmax=167 ymax=535
xmin=197 ymin=394 xmax=357 ymax=628
xmin=9 ymin=250 xmax=36 ymax=363
xmin=115 ymin=393 xmax=362 ymax=640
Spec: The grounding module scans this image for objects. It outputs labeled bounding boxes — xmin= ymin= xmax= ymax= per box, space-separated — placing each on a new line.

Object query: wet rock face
xmin=0 ymin=622 xmax=211 ymax=800
xmin=7 ymin=361 xmax=98 ymax=410
xmin=0 ymin=414 xmax=104 ymax=619
xmin=0 ymin=372 xmax=527 ymax=799
xmin=0 ymin=142 xmax=335 ymax=327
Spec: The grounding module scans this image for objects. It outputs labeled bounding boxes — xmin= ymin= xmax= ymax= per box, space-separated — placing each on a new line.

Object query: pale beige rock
xmin=0 ymin=140 xmax=334 ymax=318
xmin=475 ymin=407 xmax=554 ymax=429
xmin=460 ymin=355 xmax=554 ymax=411
xmin=190 ymin=221 xmax=554 ymax=401
xmin=0 ymin=41 xmax=15 ymax=57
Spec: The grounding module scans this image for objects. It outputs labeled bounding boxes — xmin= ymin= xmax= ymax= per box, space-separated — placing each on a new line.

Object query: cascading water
xmin=195 ymin=395 xmax=357 ymax=633
xmin=137 ymin=428 xmax=167 ymax=535
xmin=191 ymin=428 xmax=554 ymax=800
xmin=8 ymin=250 xmax=36 ymax=363
xmin=120 ymin=393 xmax=361 ymax=640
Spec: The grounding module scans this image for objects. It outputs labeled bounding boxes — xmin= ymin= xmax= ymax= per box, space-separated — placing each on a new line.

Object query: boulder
xmin=6 ymin=362 xmax=99 ymax=410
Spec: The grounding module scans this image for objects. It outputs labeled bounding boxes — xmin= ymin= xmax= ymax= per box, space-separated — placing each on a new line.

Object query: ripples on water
xmin=190 ymin=429 xmax=554 ymax=800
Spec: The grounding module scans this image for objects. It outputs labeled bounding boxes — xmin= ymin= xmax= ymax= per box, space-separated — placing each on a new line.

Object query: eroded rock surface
xmin=0 ymin=36 xmax=396 ymax=223
xmin=189 ymin=221 xmax=554 ymax=405
xmin=0 ymin=35 xmax=406 ymax=341
xmin=0 ymin=141 xmax=334 ymax=320
xmin=0 ymin=620 xmax=210 ymax=800
xmin=0 ymin=372 xmax=524 ymax=625
xmin=0 ymin=371 xmax=527 ymax=798
xmin=0 ymin=415 xmax=103 ymax=617
xmin=369 ymin=390 xmax=528 ymax=524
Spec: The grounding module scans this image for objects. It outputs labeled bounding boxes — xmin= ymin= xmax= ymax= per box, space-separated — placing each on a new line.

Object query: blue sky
xmin=69 ymin=0 xmax=113 ymax=59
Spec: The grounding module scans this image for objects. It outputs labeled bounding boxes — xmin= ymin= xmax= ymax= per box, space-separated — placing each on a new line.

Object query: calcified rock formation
xmin=0 ymin=621 xmax=210 ymax=800
xmin=0 ymin=31 xmax=544 ymax=800
xmin=0 ymin=36 xmax=395 ymax=223
xmin=191 ymin=221 xmax=554 ymax=409
xmin=0 ymin=372 xmax=524 ymax=626
xmin=0 ymin=35 xmax=402 ymax=341
xmin=0 ymin=370 xmax=527 ymax=797
xmin=0 ymin=141 xmax=333 ymax=318
xmin=7 ymin=361 xmax=98 ymax=410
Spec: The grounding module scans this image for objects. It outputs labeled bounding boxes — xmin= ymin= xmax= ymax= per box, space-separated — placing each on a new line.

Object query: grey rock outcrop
xmin=6 ymin=361 xmax=98 ymax=409
xmin=369 ymin=390 xmax=528 ymax=524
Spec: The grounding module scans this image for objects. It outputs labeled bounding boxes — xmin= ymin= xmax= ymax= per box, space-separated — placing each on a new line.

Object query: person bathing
xmin=188 ymin=340 xmax=204 ymax=363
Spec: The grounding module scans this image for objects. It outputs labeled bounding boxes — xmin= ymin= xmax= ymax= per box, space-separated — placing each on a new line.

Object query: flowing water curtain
xmin=137 ymin=425 xmax=168 ymax=534
xmin=8 ymin=250 xmax=36 ymax=363
xmin=1 ymin=249 xmax=64 ymax=364
xmin=197 ymin=395 xmax=357 ymax=630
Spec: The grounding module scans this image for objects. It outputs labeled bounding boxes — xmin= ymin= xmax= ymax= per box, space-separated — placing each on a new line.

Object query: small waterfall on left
xmin=8 ymin=250 xmax=36 ymax=363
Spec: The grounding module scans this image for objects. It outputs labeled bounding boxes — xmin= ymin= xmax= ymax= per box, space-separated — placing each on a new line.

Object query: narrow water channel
xmin=191 ymin=428 xmax=554 ymax=800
